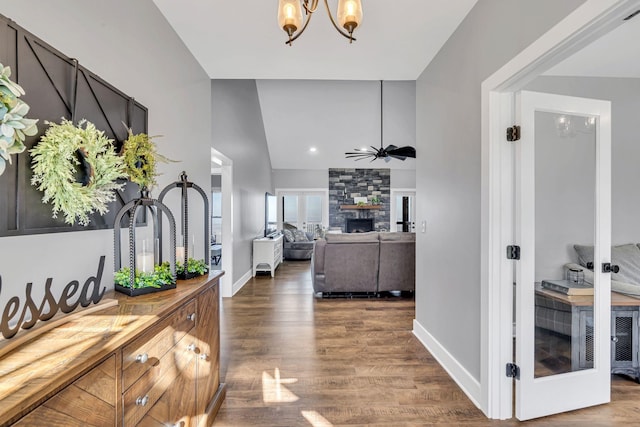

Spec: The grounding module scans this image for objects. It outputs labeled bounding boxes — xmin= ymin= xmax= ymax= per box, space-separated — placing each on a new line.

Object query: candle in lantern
xmin=176 ymin=246 xmax=185 ymax=263
xmin=137 ymin=252 xmax=155 ymax=274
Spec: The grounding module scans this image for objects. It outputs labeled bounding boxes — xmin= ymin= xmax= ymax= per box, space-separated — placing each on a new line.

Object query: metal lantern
xmin=159 ymin=171 xmax=209 ymax=279
xmin=113 ymin=190 xmax=177 ymax=296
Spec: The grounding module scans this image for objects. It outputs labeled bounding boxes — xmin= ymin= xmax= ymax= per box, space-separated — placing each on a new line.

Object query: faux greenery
xmin=0 ymin=63 xmax=38 ymax=175
xmin=176 ymin=258 xmax=209 ymax=276
xmin=114 ymin=262 xmax=175 ymax=289
xmin=120 ymin=129 xmax=172 ymax=191
xmin=30 ymin=119 xmax=127 ymax=226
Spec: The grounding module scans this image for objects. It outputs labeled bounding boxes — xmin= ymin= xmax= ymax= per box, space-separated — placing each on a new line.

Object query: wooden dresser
xmin=0 ymin=273 xmax=226 ymax=427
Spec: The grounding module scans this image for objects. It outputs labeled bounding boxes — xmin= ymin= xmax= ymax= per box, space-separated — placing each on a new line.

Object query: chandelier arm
xmin=323 ymin=0 xmax=357 ymax=42
xmin=303 ymin=0 xmax=320 ymax=14
xmin=286 ymin=3 xmax=316 ymax=45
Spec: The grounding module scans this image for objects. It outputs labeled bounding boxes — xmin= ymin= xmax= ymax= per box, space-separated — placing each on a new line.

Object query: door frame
xmin=390 ymin=188 xmax=416 ymax=232
xmin=211 ymin=148 xmax=234 ymax=298
xmin=481 ymin=0 xmax=640 ymax=419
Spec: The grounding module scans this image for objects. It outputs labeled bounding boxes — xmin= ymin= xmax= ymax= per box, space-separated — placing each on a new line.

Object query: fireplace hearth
xmin=346 ymin=218 xmax=374 ymax=233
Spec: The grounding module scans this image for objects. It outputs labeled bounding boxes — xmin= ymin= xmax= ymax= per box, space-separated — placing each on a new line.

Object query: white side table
xmin=252 ymin=234 xmax=283 ymax=277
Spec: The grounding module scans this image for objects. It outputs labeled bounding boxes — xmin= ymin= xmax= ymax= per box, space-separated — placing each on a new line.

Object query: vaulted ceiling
xmin=153 ymin=1 xmax=478 ymax=171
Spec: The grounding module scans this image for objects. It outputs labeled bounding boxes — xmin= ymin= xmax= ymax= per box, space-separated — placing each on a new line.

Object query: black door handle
xmin=602 ymin=263 xmax=620 ymax=273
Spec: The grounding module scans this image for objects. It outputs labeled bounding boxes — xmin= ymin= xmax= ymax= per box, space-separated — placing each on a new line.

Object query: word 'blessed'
xmin=0 ymin=256 xmax=106 ymax=340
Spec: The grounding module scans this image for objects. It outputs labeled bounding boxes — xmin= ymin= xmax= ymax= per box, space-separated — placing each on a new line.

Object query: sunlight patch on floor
xmin=262 ymin=367 xmax=299 ymax=403
xmin=301 ymin=410 xmax=333 ymax=427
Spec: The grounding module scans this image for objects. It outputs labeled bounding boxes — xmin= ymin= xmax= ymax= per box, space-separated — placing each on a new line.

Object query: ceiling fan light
xmin=337 ymin=0 xmax=362 ymax=36
xmin=278 ymin=0 xmax=303 ymax=39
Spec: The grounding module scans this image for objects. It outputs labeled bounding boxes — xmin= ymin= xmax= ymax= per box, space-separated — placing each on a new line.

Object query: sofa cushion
xmin=282 ymin=229 xmax=295 ymax=243
xmin=324 ymin=231 xmax=378 ymax=243
xmin=293 ymin=230 xmax=309 ymax=242
xmin=379 ymin=232 xmax=416 ymax=242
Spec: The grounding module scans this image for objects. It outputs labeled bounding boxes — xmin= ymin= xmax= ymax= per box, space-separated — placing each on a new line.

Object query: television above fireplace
xmin=346 ymin=218 xmax=374 ymax=233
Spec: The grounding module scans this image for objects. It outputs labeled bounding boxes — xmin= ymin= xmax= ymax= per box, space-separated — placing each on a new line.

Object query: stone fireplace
xmin=329 ymin=168 xmax=390 ymax=232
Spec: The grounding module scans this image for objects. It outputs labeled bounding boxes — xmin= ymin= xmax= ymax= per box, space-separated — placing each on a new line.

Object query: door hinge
xmin=506 ymin=363 xmax=520 ymax=380
xmin=506 ymin=245 xmax=520 ymax=260
xmin=506 ymin=125 xmax=521 ymax=142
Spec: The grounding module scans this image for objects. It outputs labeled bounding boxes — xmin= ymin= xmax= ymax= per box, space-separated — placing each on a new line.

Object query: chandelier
xmin=278 ymin=0 xmax=363 ymax=46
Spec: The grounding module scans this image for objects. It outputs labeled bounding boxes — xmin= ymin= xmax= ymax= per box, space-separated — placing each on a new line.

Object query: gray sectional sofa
xmin=311 ymin=231 xmax=415 ymax=296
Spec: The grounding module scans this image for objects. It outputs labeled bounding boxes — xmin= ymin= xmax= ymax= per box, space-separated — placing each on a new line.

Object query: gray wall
xmin=525 ymin=76 xmax=640 ymax=279
xmin=415 ymin=0 xmax=584 ymax=381
xmin=211 ymin=80 xmax=273 ymax=283
xmin=0 ymin=0 xmax=211 ymax=309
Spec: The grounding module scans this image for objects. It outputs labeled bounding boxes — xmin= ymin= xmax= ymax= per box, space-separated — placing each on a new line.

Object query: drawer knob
xmin=200 ymin=353 xmax=209 ymax=361
xmin=187 ymin=343 xmax=197 ymax=352
xmin=136 ymin=395 xmax=150 ymax=407
xmin=136 ymin=353 xmax=149 ymax=364
xmin=187 ymin=313 xmax=196 ymax=322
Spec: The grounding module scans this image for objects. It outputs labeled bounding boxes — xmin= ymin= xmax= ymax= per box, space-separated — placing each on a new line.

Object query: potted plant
xmin=0 ymin=63 xmax=38 ymax=175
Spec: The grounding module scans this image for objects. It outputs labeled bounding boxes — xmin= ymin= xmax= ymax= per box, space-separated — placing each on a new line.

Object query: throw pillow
xmin=283 ymin=229 xmax=295 ymax=243
xmin=573 ymin=244 xmax=594 ymax=268
xmin=293 ymin=230 xmax=309 ymax=242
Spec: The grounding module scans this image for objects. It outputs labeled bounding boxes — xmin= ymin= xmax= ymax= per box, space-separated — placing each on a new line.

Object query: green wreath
xmin=120 ymin=129 xmax=172 ymax=191
xmin=30 ymin=119 xmax=127 ymax=226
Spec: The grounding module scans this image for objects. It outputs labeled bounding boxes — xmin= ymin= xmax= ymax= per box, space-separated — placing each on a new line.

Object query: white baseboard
xmin=232 ymin=269 xmax=252 ymax=296
xmin=413 ymin=319 xmax=482 ymax=409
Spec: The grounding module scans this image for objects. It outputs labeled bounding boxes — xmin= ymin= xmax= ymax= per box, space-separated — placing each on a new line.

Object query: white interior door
xmin=515 ymin=91 xmax=611 ymax=420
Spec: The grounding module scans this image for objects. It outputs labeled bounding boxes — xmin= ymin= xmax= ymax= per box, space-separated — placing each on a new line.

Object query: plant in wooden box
xmin=0 ymin=63 xmax=38 ymax=176
xmin=113 ymin=191 xmax=178 ymax=296
xmin=30 ymin=119 xmax=127 ymax=225
xmin=158 ymin=171 xmax=210 ymax=280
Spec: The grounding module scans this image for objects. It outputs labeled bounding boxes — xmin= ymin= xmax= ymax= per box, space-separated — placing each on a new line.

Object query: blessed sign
xmin=0 ymin=256 xmax=107 ymax=340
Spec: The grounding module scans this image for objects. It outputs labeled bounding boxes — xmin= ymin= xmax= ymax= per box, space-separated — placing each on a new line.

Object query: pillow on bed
xmin=613 ymin=244 xmax=640 ymax=286
xmin=574 ymin=244 xmax=594 ymax=268
xmin=573 ymin=243 xmax=640 ymax=286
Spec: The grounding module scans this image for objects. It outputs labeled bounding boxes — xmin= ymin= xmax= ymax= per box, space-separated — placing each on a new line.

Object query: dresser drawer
xmin=122 ymin=299 xmax=196 ymax=390
xmin=123 ymin=334 xmax=196 ymax=426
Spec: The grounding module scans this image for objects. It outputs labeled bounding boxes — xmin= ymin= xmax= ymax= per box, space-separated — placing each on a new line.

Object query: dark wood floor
xmin=213 ymin=260 xmax=640 ymax=426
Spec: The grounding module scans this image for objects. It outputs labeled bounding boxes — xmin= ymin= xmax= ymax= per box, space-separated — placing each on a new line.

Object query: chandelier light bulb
xmin=278 ymin=0 xmax=362 ymax=46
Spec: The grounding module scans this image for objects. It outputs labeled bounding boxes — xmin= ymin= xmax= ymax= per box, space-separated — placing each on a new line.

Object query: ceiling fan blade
xmin=387 ymin=146 xmax=416 ymax=158
xmin=384 ymin=144 xmax=398 ymax=151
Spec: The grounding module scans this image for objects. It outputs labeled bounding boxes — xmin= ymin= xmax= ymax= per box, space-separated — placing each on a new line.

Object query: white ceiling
xmin=152 ymin=0 xmax=478 ymax=81
xmin=544 ymin=11 xmax=640 ymax=77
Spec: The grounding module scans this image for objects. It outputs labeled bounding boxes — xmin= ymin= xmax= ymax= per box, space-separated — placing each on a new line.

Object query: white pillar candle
xmin=137 ymin=252 xmax=155 ymax=274
xmin=176 ymin=246 xmax=185 ymax=263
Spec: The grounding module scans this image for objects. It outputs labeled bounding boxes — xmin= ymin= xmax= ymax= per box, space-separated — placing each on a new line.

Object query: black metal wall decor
xmin=113 ymin=191 xmax=177 ymax=296
xmin=0 ymin=14 xmax=148 ymax=237
xmin=158 ymin=171 xmax=210 ymax=279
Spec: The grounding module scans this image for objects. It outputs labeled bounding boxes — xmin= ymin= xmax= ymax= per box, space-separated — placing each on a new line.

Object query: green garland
xmin=0 ymin=63 xmax=38 ymax=175
xmin=121 ymin=129 xmax=172 ymax=191
xmin=30 ymin=119 xmax=127 ymax=226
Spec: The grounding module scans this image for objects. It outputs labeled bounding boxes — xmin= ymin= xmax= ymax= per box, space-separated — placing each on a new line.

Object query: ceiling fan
xmin=345 ymin=80 xmax=416 ymax=162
